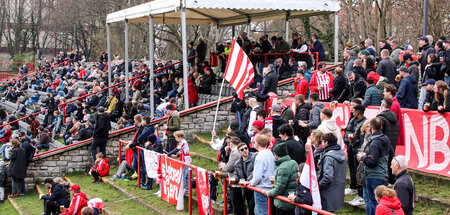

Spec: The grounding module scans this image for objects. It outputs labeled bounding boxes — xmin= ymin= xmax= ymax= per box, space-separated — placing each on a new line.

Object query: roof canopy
xmin=106 ymin=0 xmax=340 ymax=27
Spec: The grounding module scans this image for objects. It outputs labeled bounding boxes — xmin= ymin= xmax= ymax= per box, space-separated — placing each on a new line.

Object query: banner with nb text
xmin=266 ymin=97 xmax=450 ymax=177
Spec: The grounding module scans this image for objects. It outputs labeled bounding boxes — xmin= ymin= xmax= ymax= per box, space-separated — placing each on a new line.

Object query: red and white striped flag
xmin=224 ymin=40 xmax=255 ymax=99
xmin=300 ymin=146 xmax=322 ymax=214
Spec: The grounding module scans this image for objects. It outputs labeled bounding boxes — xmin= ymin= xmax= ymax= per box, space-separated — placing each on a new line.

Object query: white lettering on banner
xmin=404 ymin=114 xmax=428 ymax=168
xmin=428 ymin=115 xmax=450 ymax=171
xmin=169 ymin=183 xmax=179 ymax=200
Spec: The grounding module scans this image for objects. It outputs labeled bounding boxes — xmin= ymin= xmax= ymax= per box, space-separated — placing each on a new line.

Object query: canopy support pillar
xmin=124 ymin=19 xmax=130 ymax=102
xmin=107 ymin=23 xmax=112 ymax=95
xmin=285 ymin=20 xmax=289 ymax=41
xmin=181 ymin=5 xmax=189 ymax=110
xmin=334 ymin=12 xmax=339 ymax=65
xmin=149 ymin=15 xmax=155 ymax=117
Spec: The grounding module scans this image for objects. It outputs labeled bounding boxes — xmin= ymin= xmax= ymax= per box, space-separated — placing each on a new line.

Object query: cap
xmin=252 ymin=120 xmax=265 ymax=130
xmin=398 ymin=66 xmax=410 ymax=73
xmin=418 ymin=36 xmax=429 ymax=43
xmin=43 ymin=178 xmax=53 ymax=184
xmin=69 ymin=184 xmax=80 ymax=191
xmin=271 ymin=104 xmax=282 ymax=112
xmin=346 ymin=41 xmax=354 ymax=46
xmin=243 ymin=92 xmax=253 ymax=98
xmin=403 ymin=45 xmax=413 ymax=50
xmin=165 ymin=104 xmax=175 ymax=110
xmin=439 ymin=36 xmax=447 ymax=41
xmin=348 ymin=51 xmax=356 ymax=56
xmin=189 ymin=41 xmax=194 ymax=46
xmin=361 ymin=50 xmax=370 ymax=55
xmin=421 ymin=79 xmax=436 ymax=86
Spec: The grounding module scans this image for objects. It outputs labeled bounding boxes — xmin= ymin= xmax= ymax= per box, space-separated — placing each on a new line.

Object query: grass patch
xmin=9 ymin=189 xmax=43 ymax=215
xmin=65 ymin=172 xmax=156 ymax=215
xmin=414 ymin=201 xmax=447 ymax=215
xmin=189 ymin=140 xmax=219 ymax=161
xmin=414 ymin=177 xmax=450 ymax=204
xmin=0 ymin=200 xmax=20 ymax=215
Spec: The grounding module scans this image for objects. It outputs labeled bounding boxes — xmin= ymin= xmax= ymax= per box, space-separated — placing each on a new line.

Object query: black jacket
xmin=41 ymin=183 xmax=71 ymax=207
xmin=344 ymin=116 xmax=366 ymax=151
xmin=345 ymin=76 xmax=366 ymax=101
xmin=262 ymin=71 xmax=278 ymax=95
xmin=93 ymin=113 xmax=111 ymax=139
xmin=377 ymin=58 xmax=398 ymax=85
xmin=330 ymin=74 xmax=349 ymax=103
xmin=293 ymin=102 xmax=312 ymax=143
xmin=419 ymin=43 xmax=435 ymax=75
xmin=284 ymin=137 xmax=305 ymax=164
xmin=74 ymin=127 xmax=91 ymax=141
xmin=277 ymin=63 xmax=291 ymax=80
xmin=393 ymin=170 xmax=415 ymax=215
xmin=8 ymin=147 xmax=27 ymax=179
xmin=294 ymin=183 xmax=313 ymax=215
xmin=353 ymin=66 xmax=367 ymax=80
xmin=377 ymin=110 xmax=400 ymax=151
xmin=272 ymin=115 xmax=287 ymax=139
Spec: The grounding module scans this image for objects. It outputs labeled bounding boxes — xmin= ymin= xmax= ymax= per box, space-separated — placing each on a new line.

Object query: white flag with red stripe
xmin=224 ymin=39 xmax=255 ymax=99
xmin=300 ymin=146 xmax=322 ymax=214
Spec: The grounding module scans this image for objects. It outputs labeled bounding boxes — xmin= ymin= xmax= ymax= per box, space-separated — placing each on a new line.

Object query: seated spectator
xmin=39 ymin=178 xmax=71 ymax=215
xmin=61 ymin=184 xmax=88 ymax=215
xmin=33 ymin=126 xmax=52 ymax=152
xmin=0 ymin=125 xmax=12 ymax=143
xmin=89 ymin=152 xmax=110 ymax=184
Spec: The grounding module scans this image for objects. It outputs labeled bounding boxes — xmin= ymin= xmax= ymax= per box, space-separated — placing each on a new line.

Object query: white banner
xmin=144 ymin=149 xmax=159 ymax=178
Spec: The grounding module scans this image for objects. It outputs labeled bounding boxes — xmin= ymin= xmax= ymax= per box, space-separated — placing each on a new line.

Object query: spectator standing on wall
xmin=91 ymin=107 xmax=111 ymax=160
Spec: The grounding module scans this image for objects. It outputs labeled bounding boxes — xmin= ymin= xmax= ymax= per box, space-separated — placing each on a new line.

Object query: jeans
xmin=36 ymin=143 xmax=50 ymax=150
xmin=132 ymin=150 xmax=147 ymax=185
xmin=363 ymin=178 xmax=386 ymax=215
xmin=254 ymin=191 xmax=268 ymax=215
xmin=64 ymin=134 xmax=71 ymax=145
xmin=183 ymin=165 xmax=189 ymax=190
xmin=445 ymin=76 xmax=450 ymax=86
xmin=155 ymin=109 xmax=164 ymax=120
xmin=11 ymin=176 xmax=22 ymax=194
xmin=235 ymin=110 xmax=242 ymax=127
xmin=46 ymin=87 xmax=55 ymax=93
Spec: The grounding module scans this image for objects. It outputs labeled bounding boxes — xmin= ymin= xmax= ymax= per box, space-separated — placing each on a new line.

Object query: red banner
xmin=266 ymin=97 xmax=450 ymax=177
xmin=196 ymin=167 xmax=214 ymax=215
xmin=160 ymin=156 xmax=184 ymax=206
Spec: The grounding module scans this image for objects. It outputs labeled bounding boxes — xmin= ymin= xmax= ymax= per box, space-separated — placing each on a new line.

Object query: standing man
xmin=376 ymin=49 xmax=397 ymax=85
xmin=156 ymin=104 xmax=180 ymax=152
xmin=357 ymin=118 xmax=392 ymax=215
xmin=246 ymin=98 xmax=261 ymax=138
xmin=418 ymin=36 xmax=435 ymax=78
xmin=318 ymin=133 xmax=347 ymax=212
xmin=262 ymin=65 xmax=278 ymax=96
xmin=383 ymin=84 xmax=405 ymax=146
xmin=362 ymin=77 xmax=382 ymax=107
xmin=243 ymin=135 xmax=276 ymax=215
xmin=343 ymin=50 xmax=357 ymax=75
xmin=234 ymin=143 xmax=257 ymax=215
xmin=91 ymin=107 xmax=111 ymax=160
xmin=390 ymin=40 xmax=403 ymax=67
xmin=392 ymin=155 xmax=415 ymax=215
xmin=277 ymin=124 xmax=305 ymax=164
xmin=309 ymin=62 xmax=334 ymax=102
xmin=292 ymin=94 xmax=311 ymax=144
xmin=310 ymin=34 xmax=326 ymax=62
xmin=396 ymin=67 xmax=418 ymax=109
xmin=187 ymin=41 xmax=197 ymax=68
xmin=196 ymin=38 xmax=207 ymax=63
xmin=298 ymin=93 xmax=323 ymax=130
xmin=276 ymin=97 xmax=294 ymax=121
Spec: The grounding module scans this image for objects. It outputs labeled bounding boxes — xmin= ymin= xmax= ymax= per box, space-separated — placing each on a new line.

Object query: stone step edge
xmin=7 ymin=197 xmax=25 ymax=215
xmin=103 ymin=179 xmax=166 ymax=215
xmin=63 ymin=176 xmax=114 ymax=215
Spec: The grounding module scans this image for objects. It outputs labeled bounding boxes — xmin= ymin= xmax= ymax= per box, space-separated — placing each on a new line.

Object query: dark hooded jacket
xmin=396 ymin=74 xmax=418 ymax=109
xmin=307 ymin=103 xmax=324 ymax=130
xmin=318 ymin=144 xmax=347 ymax=212
xmin=293 ymin=102 xmax=312 ymax=143
xmin=362 ymin=131 xmax=393 ymax=180
xmin=377 ymin=110 xmax=400 ymax=151
xmin=41 ymin=183 xmax=71 ymax=207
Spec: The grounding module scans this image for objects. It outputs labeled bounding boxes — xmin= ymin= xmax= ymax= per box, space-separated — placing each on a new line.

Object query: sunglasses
xmin=239 ymin=147 xmax=248 ymax=152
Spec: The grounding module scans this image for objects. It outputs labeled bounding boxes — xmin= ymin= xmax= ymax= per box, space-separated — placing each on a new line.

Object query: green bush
xmin=10 ymin=52 xmax=35 ymax=71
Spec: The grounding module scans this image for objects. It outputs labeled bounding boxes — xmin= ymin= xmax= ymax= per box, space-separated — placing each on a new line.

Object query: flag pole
xmin=212 ymin=77 xmax=226 ymax=133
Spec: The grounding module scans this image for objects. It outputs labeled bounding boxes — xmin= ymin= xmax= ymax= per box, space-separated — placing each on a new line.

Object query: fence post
xmin=268 ymin=196 xmax=273 ymax=215
xmin=137 ymin=148 xmax=141 ymax=188
xmin=223 ymin=179 xmax=228 ymax=215
xmin=188 ymin=168 xmax=193 ymax=215
xmin=63 ymin=104 xmax=66 ymax=123
xmin=315 ymin=52 xmax=319 ymax=70
xmin=118 ymin=141 xmax=122 ymax=166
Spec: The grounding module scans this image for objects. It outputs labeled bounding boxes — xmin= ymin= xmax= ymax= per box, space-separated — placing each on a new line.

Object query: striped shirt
xmin=317 ymin=73 xmax=331 ymax=100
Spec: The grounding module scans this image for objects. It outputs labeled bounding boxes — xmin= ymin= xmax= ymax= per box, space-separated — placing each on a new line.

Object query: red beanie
xmin=367 ymin=71 xmax=380 ymax=84
xmin=252 ymin=120 xmax=265 ymax=130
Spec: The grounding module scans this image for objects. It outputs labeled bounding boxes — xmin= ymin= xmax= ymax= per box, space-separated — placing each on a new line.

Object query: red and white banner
xmin=300 ymin=146 xmax=322 ymax=214
xmin=144 ymin=150 xmax=160 ymax=178
xmin=160 ymin=156 xmax=184 ymax=209
xmin=196 ymin=167 xmax=214 ymax=215
xmin=266 ymin=97 xmax=450 ymax=177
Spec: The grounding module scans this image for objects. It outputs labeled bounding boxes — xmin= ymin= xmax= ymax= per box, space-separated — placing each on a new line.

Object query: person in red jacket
xmin=0 ymin=125 xmax=12 ymax=143
xmin=383 ymin=84 xmax=405 ymax=146
xmin=89 ymin=152 xmax=110 ymax=184
xmin=62 ymin=184 xmax=88 ymax=215
xmin=375 ymin=185 xmax=405 ymax=215
xmin=309 ymin=62 xmax=334 ymax=101
xmin=285 ymin=69 xmax=308 ymax=98
xmin=187 ymin=78 xmax=198 ymax=107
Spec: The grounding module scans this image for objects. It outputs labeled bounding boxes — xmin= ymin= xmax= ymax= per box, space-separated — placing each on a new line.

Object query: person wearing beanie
xmin=362 ymin=76 xmax=382 ymax=107
xmin=249 ymin=120 xmax=264 ymax=151
xmin=317 ymin=133 xmax=347 ymax=212
xmin=267 ymin=142 xmax=299 ymax=215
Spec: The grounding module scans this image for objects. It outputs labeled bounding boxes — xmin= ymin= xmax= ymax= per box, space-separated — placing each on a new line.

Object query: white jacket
xmin=317 ymin=119 xmax=344 ymax=148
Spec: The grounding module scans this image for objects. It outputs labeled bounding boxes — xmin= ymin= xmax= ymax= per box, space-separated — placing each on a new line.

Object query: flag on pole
xmin=299 ymin=146 xmax=322 ymax=214
xmin=224 ymin=39 xmax=255 ymax=99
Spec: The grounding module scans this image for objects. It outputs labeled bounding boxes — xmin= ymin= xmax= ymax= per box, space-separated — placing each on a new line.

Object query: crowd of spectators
xmin=0 ymin=31 xmax=448 ymax=215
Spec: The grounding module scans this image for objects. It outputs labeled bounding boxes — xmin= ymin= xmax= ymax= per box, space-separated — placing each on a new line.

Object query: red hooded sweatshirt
xmin=375 ymin=195 xmax=405 ymax=215
xmin=92 ymin=158 xmax=110 ymax=177
xmin=64 ymin=192 xmax=88 ymax=215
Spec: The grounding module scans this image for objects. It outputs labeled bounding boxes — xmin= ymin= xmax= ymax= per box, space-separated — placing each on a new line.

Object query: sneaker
xmin=344 ymin=188 xmax=358 ymax=195
xmin=142 ymin=186 xmax=152 ymax=190
xmin=93 ymin=181 xmax=101 ymax=184
xmin=349 ymin=196 xmax=365 ymax=206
